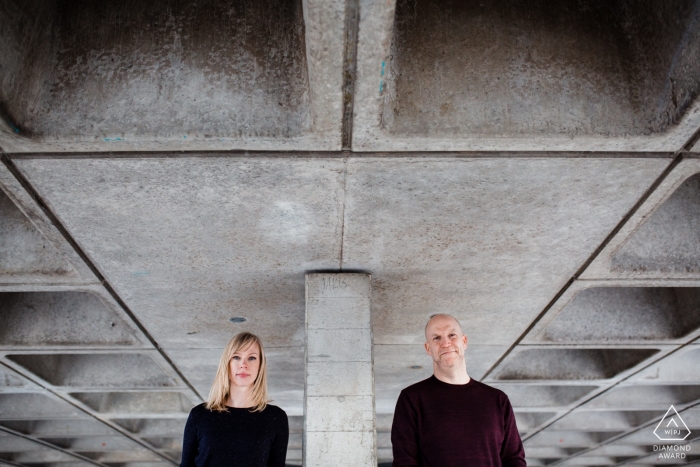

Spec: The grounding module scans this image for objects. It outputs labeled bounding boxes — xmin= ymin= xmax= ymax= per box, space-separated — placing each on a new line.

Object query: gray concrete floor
xmin=1 ymin=0 xmax=700 ymax=466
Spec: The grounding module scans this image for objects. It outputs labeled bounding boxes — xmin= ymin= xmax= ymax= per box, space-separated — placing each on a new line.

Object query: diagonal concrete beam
xmin=304 ymin=273 xmax=376 ymax=467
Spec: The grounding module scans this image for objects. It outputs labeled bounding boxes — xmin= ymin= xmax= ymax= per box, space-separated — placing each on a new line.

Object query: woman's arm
xmin=180 ymin=408 xmax=199 ymax=467
xmin=267 ymin=410 xmax=289 ymax=467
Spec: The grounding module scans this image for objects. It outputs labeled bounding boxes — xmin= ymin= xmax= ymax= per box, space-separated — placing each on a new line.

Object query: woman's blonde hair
xmin=205 ymin=332 xmax=270 ymax=412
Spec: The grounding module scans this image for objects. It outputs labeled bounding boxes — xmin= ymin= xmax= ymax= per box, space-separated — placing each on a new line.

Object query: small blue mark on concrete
xmin=4 ymin=117 xmax=20 ymax=134
xmin=131 ymin=271 xmax=150 ymax=277
xmin=183 ymin=135 xmax=187 ymax=139
xmin=103 ymin=137 xmax=123 ymax=142
xmin=379 ymin=61 xmax=386 ymax=94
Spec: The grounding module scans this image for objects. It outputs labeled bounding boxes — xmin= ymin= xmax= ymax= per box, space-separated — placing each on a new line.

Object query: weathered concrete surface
xmin=582 ymin=158 xmax=700 ymax=280
xmin=613 ymin=173 xmax=700 ymax=273
xmin=535 ymin=287 xmax=700 ymax=343
xmin=7 ymin=353 xmax=178 ymax=389
xmin=0 ymin=291 xmax=144 ymax=349
xmin=493 ymin=347 xmax=660 ymax=381
xmin=630 ymin=345 xmax=700 ymax=383
xmin=0 ymin=0 xmax=345 ymax=152
xmin=13 ymin=157 xmax=345 ymax=350
xmin=353 ymin=0 xmax=700 ymax=151
xmin=0 ymin=188 xmax=76 ymax=282
xmin=387 ymin=0 xmax=699 ymax=138
xmin=341 ymin=158 xmax=669 ymax=350
xmin=0 ymin=163 xmax=99 ymax=285
xmin=304 ymin=274 xmax=377 ymax=467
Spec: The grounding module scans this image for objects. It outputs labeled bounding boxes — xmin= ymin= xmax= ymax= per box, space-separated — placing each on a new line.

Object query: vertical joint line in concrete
xmin=482 ymin=152 xmax=685 ymax=379
xmin=341 ymin=0 xmax=360 ymax=150
xmin=0 ymin=152 xmax=203 ymax=402
xmin=339 ymin=157 xmax=348 ymax=270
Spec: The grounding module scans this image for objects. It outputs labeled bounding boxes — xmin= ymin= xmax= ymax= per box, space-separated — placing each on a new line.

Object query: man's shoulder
xmin=470 ymin=379 xmax=510 ymax=400
xmin=399 ymin=377 xmax=510 ymax=400
xmin=399 ymin=376 xmax=436 ymax=397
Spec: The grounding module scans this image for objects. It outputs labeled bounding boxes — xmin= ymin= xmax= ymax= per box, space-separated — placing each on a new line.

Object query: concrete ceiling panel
xmin=6 ymin=353 xmax=179 ymax=389
xmin=533 ymin=287 xmax=700 ymax=344
xmin=0 ymin=366 xmax=32 ymax=392
xmin=0 ymin=156 xmax=99 ymax=284
xmin=353 ymin=0 xmax=700 ymax=151
xmin=612 ymin=173 xmax=700 ymax=274
xmin=630 ymin=345 xmax=700 ymax=383
xmin=111 ymin=418 xmax=185 ymax=438
xmin=0 ymin=419 xmax=114 ymax=437
xmin=0 ymin=447 xmax=79 ymax=463
xmin=550 ymin=411 xmax=660 ymax=431
xmin=0 ymin=393 xmax=84 ymax=420
xmin=0 ymin=436 xmax=42 ymax=451
xmin=492 ymin=347 xmax=660 ymax=381
xmin=0 ymin=187 xmax=78 ymax=283
xmin=0 ymin=291 xmax=146 ymax=349
xmin=525 ymin=430 xmax=624 ymax=448
xmin=12 ymin=157 xmax=346 ymax=350
xmin=0 ymin=0 xmax=345 ymax=152
xmin=70 ymin=391 xmax=194 ymax=416
xmin=584 ymin=385 xmax=700 ymax=410
xmin=582 ymin=158 xmax=700 ymax=279
xmin=490 ymin=384 xmax=599 ymax=409
xmin=513 ymin=412 xmax=559 ymax=432
xmin=342 ymin=157 xmax=670 ymax=346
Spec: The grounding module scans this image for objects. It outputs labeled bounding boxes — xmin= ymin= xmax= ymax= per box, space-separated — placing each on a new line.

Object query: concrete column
xmin=304 ymin=273 xmax=376 ymax=467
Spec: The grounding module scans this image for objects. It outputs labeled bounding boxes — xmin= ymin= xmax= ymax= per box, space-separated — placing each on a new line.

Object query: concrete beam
xmin=304 ymin=273 xmax=376 ymax=467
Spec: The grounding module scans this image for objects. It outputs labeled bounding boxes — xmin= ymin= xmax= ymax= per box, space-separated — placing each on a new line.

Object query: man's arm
xmin=500 ymin=395 xmax=526 ymax=467
xmin=391 ymin=390 xmax=420 ymax=467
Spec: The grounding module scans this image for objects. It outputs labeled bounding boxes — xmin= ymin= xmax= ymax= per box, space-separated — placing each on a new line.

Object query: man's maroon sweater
xmin=391 ymin=376 xmax=526 ymax=467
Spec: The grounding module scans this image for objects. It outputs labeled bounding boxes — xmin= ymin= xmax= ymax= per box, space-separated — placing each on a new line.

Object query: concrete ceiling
xmin=1 ymin=0 xmax=700 ymax=466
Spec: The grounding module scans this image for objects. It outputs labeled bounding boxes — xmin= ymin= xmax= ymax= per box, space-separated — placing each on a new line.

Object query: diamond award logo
xmin=654 ymin=405 xmax=691 ymax=441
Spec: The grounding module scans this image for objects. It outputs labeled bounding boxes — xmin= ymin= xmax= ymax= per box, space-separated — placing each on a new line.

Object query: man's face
xmin=424 ymin=315 xmax=468 ymax=369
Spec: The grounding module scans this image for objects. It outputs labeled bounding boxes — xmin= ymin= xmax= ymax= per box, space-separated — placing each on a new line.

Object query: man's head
xmin=424 ymin=314 xmax=468 ymax=373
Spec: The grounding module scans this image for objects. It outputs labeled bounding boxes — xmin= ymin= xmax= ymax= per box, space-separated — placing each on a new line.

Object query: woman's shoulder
xmin=261 ymin=404 xmax=288 ymax=424
xmin=188 ymin=402 xmax=209 ymax=417
xmin=262 ymin=404 xmax=287 ymax=417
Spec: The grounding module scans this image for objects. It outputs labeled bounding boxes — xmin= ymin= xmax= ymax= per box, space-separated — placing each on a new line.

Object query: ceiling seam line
xmin=481 ymin=151 xmax=685 ymax=380
xmin=4 ymin=150 xmax=677 ymax=159
xmin=0 ymin=152 xmax=203 ymax=402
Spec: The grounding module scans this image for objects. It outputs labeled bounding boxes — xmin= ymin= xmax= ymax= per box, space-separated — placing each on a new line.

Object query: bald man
xmin=390 ymin=314 xmax=526 ymax=467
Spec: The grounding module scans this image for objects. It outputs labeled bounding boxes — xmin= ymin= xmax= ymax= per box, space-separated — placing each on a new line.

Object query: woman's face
xmin=229 ymin=342 xmax=261 ymax=390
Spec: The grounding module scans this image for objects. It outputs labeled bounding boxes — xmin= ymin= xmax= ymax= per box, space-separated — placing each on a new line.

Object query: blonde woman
xmin=180 ymin=332 xmax=289 ymax=467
